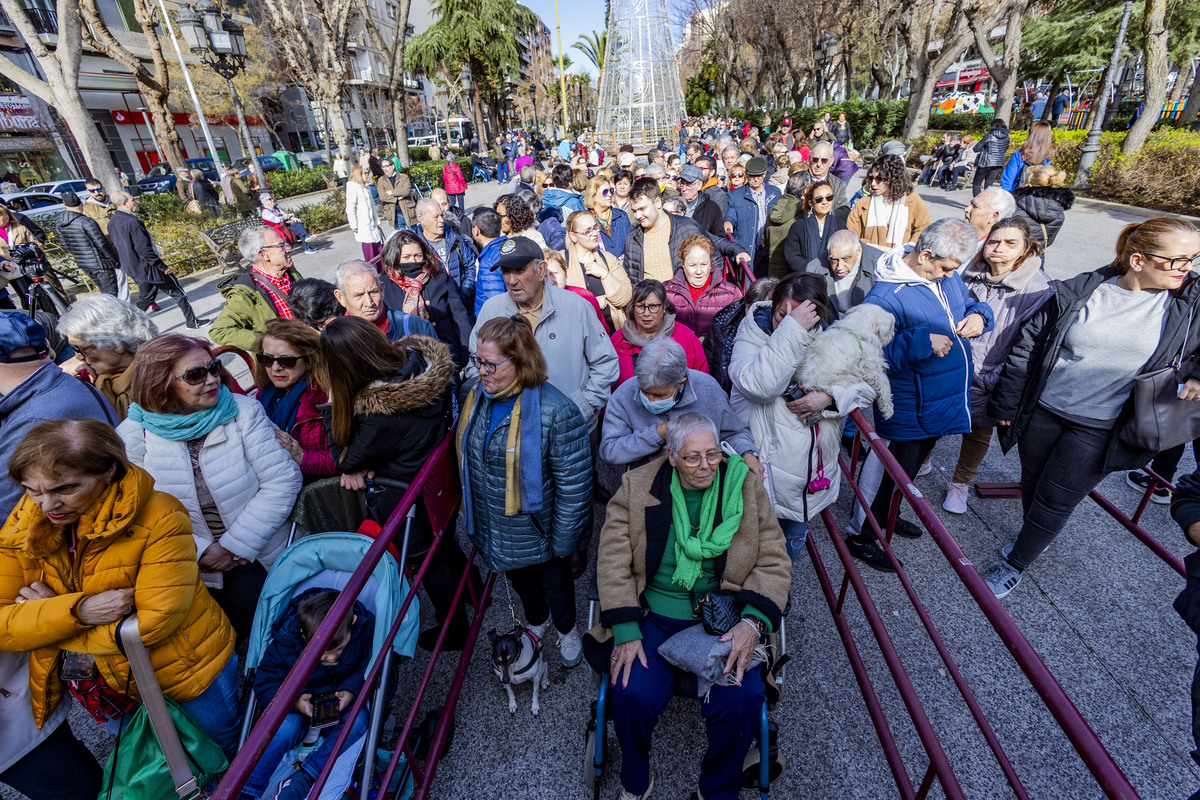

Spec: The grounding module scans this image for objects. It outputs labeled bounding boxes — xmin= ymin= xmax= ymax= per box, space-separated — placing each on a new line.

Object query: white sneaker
xmin=942 ymin=482 xmax=969 ymax=514
xmin=558 ymin=628 xmax=582 ymax=668
xmin=529 ymin=621 xmax=549 ymax=640
xmin=916 ymin=458 xmax=933 ymax=477
xmin=983 ymin=561 xmax=1023 ymax=598
xmin=618 ymin=775 xmax=654 ymax=800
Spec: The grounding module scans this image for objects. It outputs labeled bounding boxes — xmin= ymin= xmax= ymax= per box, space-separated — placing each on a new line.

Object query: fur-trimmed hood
xmin=1012 ymin=185 xmax=1076 ymax=214
xmin=352 ymin=334 xmax=454 ymax=417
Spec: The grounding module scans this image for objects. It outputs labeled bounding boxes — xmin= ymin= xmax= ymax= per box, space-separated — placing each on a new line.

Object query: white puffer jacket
xmin=346 ymin=180 xmax=382 ymax=244
xmin=729 ymin=301 xmax=890 ymax=523
xmin=118 ymin=394 xmax=302 ymax=585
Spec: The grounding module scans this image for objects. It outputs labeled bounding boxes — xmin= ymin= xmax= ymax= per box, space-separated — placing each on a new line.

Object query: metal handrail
xmin=828 ymin=409 xmax=1141 ymax=799
xmin=211 ymin=432 xmax=484 ymax=799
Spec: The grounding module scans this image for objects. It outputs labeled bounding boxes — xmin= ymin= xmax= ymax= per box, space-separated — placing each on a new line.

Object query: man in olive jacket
xmin=211 ymin=227 xmax=303 ymax=350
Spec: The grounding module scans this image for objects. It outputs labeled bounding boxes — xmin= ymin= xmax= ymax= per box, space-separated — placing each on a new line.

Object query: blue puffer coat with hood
xmin=863 ymin=245 xmax=994 ymax=441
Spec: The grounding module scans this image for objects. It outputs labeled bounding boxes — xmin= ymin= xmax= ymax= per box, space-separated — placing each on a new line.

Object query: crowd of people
xmin=1 ymin=110 xmax=1199 ymax=800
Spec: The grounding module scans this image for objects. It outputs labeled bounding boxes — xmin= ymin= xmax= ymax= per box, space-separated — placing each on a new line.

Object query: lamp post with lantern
xmin=176 ymin=0 xmax=266 ymax=189
xmin=817 ymin=33 xmax=839 ymax=105
xmin=528 ymin=84 xmax=539 ymax=135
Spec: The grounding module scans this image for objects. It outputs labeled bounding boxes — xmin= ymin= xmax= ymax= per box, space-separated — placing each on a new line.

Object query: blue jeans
xmin=780 ymin=519 xmax=809 ymax=562
xmin=243 ymin=708 xmax=369 ymax=797
xmin=610 ymin=614 xmax=764 ymax=800
xmin=496 ymin=161 xmax=510 ymax=183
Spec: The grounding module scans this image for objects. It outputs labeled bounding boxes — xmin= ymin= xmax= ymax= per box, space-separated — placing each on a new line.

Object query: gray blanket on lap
xmin=658 ymin=623 xmax=768 ymax=698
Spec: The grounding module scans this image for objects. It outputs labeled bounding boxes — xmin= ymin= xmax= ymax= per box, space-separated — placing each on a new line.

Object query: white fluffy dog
xmin=798 ymin=303 xmax=895 ymax=420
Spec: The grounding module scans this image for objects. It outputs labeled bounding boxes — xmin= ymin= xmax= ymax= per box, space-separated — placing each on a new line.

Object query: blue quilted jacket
xmin=460 ymin=381 xmax=593 ymax=572
xmin=864 ymin=246 xmax=994 ymax=441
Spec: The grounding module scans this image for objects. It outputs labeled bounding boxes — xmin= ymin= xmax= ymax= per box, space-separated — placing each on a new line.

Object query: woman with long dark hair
xmin=378 ymin=229 xmax=471 ymax=368
xmin=314 ymin=315 xmax=475 ymax=649
xmin=846 ymin=155 xmax=930 ymax=249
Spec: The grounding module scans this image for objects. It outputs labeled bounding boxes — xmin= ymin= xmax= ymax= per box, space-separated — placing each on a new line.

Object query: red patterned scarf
xmin=385 ymin=266 xmax=429 ymax=319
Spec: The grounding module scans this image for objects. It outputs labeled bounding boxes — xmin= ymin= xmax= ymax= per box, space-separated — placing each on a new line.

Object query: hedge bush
xmin=402 ymin=157 xmax=474 ymax=190
xmin=268 ymin=168 xmax=333 ymax=198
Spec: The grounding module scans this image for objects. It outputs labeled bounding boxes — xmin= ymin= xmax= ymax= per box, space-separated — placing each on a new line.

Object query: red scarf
xmin=385 ymin=266 xmax=429 ymax=319
xmin=252 ymin=266 xmax=294 ymax=319
xmin=688 ymin=275 xmax=711 ymax=304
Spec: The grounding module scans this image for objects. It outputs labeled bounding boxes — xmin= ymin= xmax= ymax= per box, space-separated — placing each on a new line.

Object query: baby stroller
xmin=239 ymin=528 xmax=420 ymax=800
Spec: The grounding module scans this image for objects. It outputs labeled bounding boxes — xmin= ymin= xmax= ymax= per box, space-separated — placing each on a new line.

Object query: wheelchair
xmin=582 ymin=577 xmax=786 ymax=800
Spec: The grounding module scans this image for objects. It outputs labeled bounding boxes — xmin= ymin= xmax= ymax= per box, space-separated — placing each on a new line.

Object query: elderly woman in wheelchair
xmin=584 ymin=411 xmax=790 ymax=800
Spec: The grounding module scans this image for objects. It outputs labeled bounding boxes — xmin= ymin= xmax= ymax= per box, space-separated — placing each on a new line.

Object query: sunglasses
xmin=813 ymin=194 xmax=834 ymax=203
xmin=600 ymin=188 xmax=615 ymax=197
xmin=175 ymin=359 xmax=221 ymax=386
xmin=730 ymin=173 xmax=746 ymax=180
xmin=811 ymin=157 xmax=832 ymax=165
xmin=868 ymin=175 xmax=884 ymax=183
xmin=256 ymin=353 xmax=304 ymax=369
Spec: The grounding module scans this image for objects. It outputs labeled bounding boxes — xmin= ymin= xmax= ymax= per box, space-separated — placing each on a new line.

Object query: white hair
xmin=915 ymin=218 xmax=979 ymax=267
xmin=416 ymin=197 xmax=439 ymax=218
xmin=334 ymin=259 xmax=379 ymax=293
xmin=56 ymin=294 xmax=158 ymax=354
xmin=811 ymin=141 xmax=834 ymax=157
xmin=666 ymin=412 xmax=719 ymax=455
xmin=237 ymin=226 xmax=272 ymax=263
xmin=976 ymin=187 xmax=1016 ymax=219
xmin=829 ymin=229 xmax=861 ymax=251
xmin=635 ymin=337 xmax=689 ymax=390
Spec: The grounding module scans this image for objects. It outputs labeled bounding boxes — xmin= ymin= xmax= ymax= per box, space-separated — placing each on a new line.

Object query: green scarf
xmin=670 ymin=454 xmax=748 ymax=590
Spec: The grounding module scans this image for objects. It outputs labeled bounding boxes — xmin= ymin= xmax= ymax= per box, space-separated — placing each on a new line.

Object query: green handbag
xmin=99 ymin=697 xmax=228 ymax=800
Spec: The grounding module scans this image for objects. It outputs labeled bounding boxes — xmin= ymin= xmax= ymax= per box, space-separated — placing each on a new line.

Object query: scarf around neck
xmin=621 ymin=313 xmax=676 ymax=349
xmin=457 ymin=381 xmax=544 ymax=534
xmin=128 ymin=385 xmax=239 ymax=441
xmin=259 ymin=378 xmax=307 ymax=431
xmin=670 ymin=454 xmax=748 ymax=590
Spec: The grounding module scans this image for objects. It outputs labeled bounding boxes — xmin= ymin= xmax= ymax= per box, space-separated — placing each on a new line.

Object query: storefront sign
xmin=111 ymin=109 xmax=265 ymax=127
xmin=0 ymin=135 xmax=53 ymax=153
xmin=936 ymin=67 xmax=991 ymax=89
xmin=0 ymin=95 xmax=44 ymax=132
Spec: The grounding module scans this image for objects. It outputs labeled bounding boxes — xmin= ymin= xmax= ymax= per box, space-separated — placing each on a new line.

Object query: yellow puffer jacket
xmin=0 ymin=464 xmax=235 ymax=727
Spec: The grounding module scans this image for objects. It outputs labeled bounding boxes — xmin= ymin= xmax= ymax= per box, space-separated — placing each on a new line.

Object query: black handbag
xmin=691 ymin=589 xmax=740 ymax=636
xmin=1121 ymin=304 xmax=1200 ymax=452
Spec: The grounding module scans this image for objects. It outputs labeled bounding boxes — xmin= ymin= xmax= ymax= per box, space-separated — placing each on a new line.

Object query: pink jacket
xmin=610 ymin=320 xmax=709 ymax=389
xmin=664 ymin=272 xmax=743 ymax=340
xmin=443 ymin=162 xmax=467 ymax=195
xmin=254 ymin=384 xmax=336 ymax=479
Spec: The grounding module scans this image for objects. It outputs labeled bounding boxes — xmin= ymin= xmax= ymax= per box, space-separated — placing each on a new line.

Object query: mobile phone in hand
xmin=310 ymin=692 xmax=341 ymax=730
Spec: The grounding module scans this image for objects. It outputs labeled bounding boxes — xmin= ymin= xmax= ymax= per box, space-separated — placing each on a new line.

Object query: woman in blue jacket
xmin=584 ymin=175 xmax=633 ymax=259
xmin=848 ymin=219 xmax=993 ymax=571
xmin=1000 ymin=122 xmax=1055 ymax=192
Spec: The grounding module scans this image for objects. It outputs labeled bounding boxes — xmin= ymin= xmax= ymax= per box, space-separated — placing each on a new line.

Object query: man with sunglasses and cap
xmin=695 ymin=155 xmax=728 ymax=215
xmin=109 ymin=191 xmax=208 ymax=329
xmin=0 ymin=311 xmax=116 ymax=516
xmin=678 ymin=164 xmax=724 ymax=237
xmin=211 ymin=227 xmax=302 ymax=350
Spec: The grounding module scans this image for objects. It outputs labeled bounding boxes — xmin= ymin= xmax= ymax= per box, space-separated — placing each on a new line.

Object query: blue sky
xmin=519 ymin=0 xmax=606 ymax=78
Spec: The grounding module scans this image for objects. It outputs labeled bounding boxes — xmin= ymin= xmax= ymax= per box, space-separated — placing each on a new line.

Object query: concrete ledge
xmin=1073 ymin=194 xmax=1200 ymax=224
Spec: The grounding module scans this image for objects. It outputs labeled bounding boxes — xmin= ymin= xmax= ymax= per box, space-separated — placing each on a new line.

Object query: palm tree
xmin=573 ymin=30 xmax=607 ymax=87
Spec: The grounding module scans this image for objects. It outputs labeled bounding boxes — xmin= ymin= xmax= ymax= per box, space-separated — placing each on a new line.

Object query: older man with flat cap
xmin=724 ymin=156 xmax=781 ymax=278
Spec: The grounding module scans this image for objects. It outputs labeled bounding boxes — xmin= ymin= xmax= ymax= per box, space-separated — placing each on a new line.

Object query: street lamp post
xmin=176 ymin=0 xmax=266 ymax=190
xmin=134 ymin=105 xmax=164 ymax=164
xmin=1074 ymin=0 xmax=1134 ymax=188
xmin=817 ymin=33 xmax=838 ymax=105
xmin=528 ymin=85 xmax=539 ymax=135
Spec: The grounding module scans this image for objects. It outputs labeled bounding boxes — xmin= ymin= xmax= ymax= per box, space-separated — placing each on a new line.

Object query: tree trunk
xmin=971 ymin=0 xmax=1029 ymax=126
xmin=902 ymin=2 xmax=982 ymax=139
xmin=229 ymin=79 xmax=266 ymax=188
xmin=1182 ymin=64 xmax=1200 ymax=123
xmin=1166 ymin=58 xmax=1190 ymax=107
xmin=1040 ymin=76 xmax=1062 ymax=122
xmin=1123 ymin=0 xmax=1168 ymax=155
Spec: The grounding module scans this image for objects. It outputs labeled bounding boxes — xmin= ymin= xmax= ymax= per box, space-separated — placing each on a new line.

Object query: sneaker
xmin=916 ymin=458 xmax=933 ymax=477
xmin=983 ymin=561 xmax=1023 ymax=598
xmin=529 ymin=620 xmax=550 ymax=640
xmin=892 ymin=518 xmax=923 ymax=539
xmin=942 ymin=482 xmax=969 ymax=514
xmin=846 ymin=534 xmax=896 ymax=573
xmin=617 ymin=775 xmax=654 ymax=800
xmin=185 ymin=318 xmax=211 ymax=329
xmin=558 ymin=628 xmax=582 ymax=668
xmin=1126 ymin=470 xmax=1171 ymax=505
xmin=273 ymin=770 xmax=315 ymax=800
xmin=1000 ymin=542 xmax=1013 ymax=561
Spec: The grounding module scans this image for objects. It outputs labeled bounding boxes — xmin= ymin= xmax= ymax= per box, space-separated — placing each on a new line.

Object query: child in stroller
xmin=243 ymin=589 xmax=375 ymax=800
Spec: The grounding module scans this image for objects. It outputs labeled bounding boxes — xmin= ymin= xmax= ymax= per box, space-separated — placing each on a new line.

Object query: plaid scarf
xmin=386 ymin=266 xmax=429 ymax=319
xmin=252 ymin=267 xmax=294 ymax=319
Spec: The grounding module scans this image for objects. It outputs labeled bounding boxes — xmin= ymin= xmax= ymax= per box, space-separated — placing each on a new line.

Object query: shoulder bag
xmin=1120 ymin=303 xmax=1200 ymax=452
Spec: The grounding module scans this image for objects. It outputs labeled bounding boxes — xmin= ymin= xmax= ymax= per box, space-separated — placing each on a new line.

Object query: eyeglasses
xmin=260 ymin=242 xmax=290 ymax=252
xmin=573 ymin=224 xmax=600 ymax=236
xmin=677 ymin=450 xmax=723 ymax=468
xmin=633 ymin=302 xmax=664 ymax=314
xmin=1141 ymin=252 xmax=1200 ymax=271
xmin=256 ymin=353 xmax=303 ymax=369
xmin=174 ymin=359 xmax=221 ymax=386
xmin=868 ymin=175 xmax=884 ymax=183
xmin=811 ymin=157 xmax=832 ymax=165
xmin=470 ymin=354 xmax=513 ymax=375
xmin=812 ymin=194 xmax=834 ymax=203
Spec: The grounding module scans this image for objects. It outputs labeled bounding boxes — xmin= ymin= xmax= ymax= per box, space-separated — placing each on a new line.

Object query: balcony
xmin=347 ymin=34 xmax=366 ymax=51
xmin=20 ymin=3 xmax=57 ymax=34
xmin=348 ymin=67 xmax=378 ymax=86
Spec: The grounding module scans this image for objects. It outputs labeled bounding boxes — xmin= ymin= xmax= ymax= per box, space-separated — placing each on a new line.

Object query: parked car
xmin=233 ymin=155 xmax=285 ymax=177
xmin=0 ymin=191 xmax=64 ymax=220
xmin=23 ymin=179 xmax=89 ymax=196
xmin=135 ymin=157 xmax=221 ymax=195
xmin=295 ymin=151 xmax=328 ymax=168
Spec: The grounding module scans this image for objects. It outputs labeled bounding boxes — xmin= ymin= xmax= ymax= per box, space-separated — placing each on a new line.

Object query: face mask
xmin=640 ymin=386 xmax=680 ymax=415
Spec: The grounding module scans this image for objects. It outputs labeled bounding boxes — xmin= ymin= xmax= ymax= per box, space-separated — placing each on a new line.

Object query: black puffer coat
xmin=976 ymin=127 xmax=1011 ymax=169
xmin=1013 ymin=186 xmax=1075 ymax=250
xmin=702 ymin=295 xmax=748 ymax=392
xmin=54 ymin=209 xmax=119 ymax=276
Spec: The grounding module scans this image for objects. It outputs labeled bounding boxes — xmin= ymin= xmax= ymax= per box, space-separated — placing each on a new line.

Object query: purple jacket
xmin=664 ymin=271 xmax=743 ymax=339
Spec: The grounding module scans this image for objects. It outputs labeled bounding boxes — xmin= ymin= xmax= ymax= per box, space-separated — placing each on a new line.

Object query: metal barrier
xmin=808 ymin=409 xmax=1142 ymax=799
xmin=211 ymin=432 xmax=492 ymax=800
